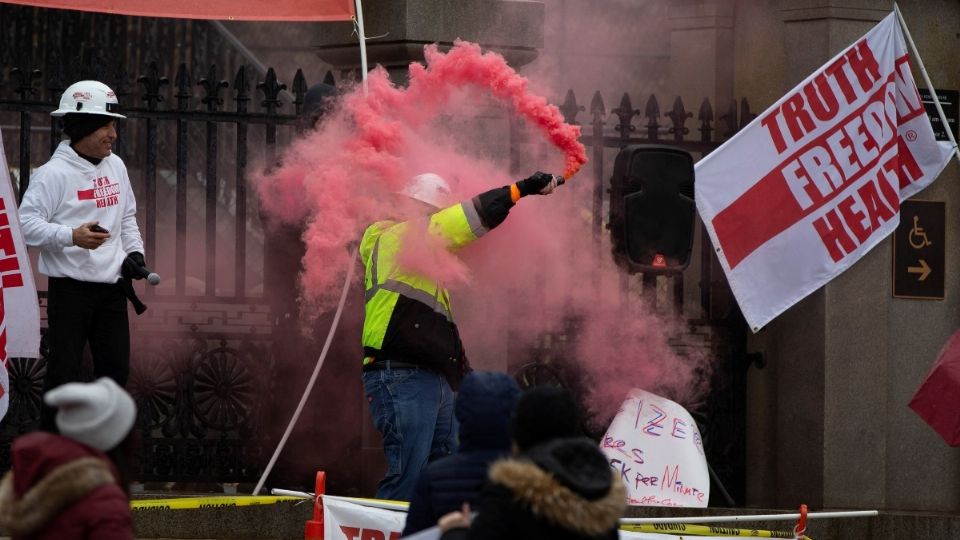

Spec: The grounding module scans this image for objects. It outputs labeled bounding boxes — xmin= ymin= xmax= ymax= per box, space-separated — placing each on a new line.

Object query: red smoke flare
xmin=255 ymin=40 xmax=712 ymax=426
xmin=408 ymin=41 xmax=587 ymax=178
xmin=257 ymin=40 xmax=587 ymax=313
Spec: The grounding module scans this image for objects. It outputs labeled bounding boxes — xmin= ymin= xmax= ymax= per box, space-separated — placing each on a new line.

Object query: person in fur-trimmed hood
xmin=437 ymin=386 xmax=626 ymax=540
xmin=0 ymin=378 xmax=136 ymax=540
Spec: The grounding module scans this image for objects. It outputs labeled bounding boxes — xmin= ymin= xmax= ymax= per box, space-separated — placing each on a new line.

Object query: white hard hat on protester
xmin=399 ymin=173 xmax=452 ymax=209
xmin=51 ymin=80 xmax=126 ymax=118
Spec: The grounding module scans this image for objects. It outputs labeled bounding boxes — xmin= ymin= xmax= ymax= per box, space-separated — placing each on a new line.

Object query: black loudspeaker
xmin=608 ymin=145 xmax=696 ymax=273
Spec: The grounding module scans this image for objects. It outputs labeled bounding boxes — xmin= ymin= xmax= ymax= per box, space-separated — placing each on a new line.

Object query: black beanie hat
xmin=300 ymin=83 xmax=339 ymax=129
xmin=512 ymin=385 xmax=582 ymax=451
xmin=302 ymin=83 xmax=338 ymax=117
xmin=62 ymin=113 xmax=114 ymax=142
xmin=526 ymin=437 xmax=613 ymax=500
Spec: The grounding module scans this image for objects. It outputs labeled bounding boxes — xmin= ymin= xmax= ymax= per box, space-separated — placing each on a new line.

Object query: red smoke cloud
xmin=256 ymin=40 xmax=586 ymax=312
xmin=406 ymin=43 xmax=587 ymax=178
xmin=255 ymin=39 xmax=711 ymax=425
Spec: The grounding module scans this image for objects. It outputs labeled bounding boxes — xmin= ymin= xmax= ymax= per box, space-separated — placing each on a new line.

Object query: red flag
xmin=0 ymin=0 xmax=355 ymax=21
xmin=909 ymin=329 xmax=960 ymax=446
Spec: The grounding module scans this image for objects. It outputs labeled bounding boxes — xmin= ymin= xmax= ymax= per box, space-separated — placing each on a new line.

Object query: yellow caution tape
xmin=621 ymin=523 xmax=812 ymax=539
xmin=131 ymin=495 xmax=303 ymax=510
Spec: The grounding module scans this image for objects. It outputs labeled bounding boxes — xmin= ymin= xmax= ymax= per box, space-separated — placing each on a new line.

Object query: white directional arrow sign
xmin=907 ymin=259 xmax=932 ymax=281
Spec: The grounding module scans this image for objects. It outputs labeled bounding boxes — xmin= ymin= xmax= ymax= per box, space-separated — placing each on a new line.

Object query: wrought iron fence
xmin=0 ymin=4 xmax=330 ymax=483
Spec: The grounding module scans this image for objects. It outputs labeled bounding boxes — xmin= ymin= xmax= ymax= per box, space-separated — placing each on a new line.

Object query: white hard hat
xmin=400 ymin=173 xmax=452 ymax=209
xmin=51 ymin=80 xmax=125 ymax=118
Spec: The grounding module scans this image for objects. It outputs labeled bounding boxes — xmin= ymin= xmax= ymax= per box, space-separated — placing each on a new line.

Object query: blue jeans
xmin=363 ymin=364 xmax=457 ymax=501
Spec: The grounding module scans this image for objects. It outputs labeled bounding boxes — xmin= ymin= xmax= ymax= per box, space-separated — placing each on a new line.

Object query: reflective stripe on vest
xmin=365 ymin=236 xmax=452 ymax=321
xmin=361 ymin=200 xmax=485 ymax=351
xmin=461 ymin=198 xmax=488 ymax=239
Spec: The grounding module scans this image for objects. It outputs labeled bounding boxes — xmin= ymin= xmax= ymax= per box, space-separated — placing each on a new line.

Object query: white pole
xmin=620 ymin=509 xmax=879 ymax=525
xmin=354 ymin=0 xmax=369 ymax=94
xmin=323 ymin=494 xmax=410 ymax=512
xmin=270 ymin=489 xmax=313 ymax=499
xmin=252 ymin=252 xmax=358 ymax=496
xmin=894 ymin=3 xmax=960 ymax=167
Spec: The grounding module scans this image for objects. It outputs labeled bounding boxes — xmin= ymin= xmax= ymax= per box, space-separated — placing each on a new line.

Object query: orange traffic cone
xmin=305 ymin=471 xmax=326 ymax=540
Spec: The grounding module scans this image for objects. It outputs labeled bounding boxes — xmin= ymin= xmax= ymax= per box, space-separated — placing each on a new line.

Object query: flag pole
xmin=251 ymin=250 xmax=358 ymax=496
xmin=894 ymin=3 xmax=960 ymax=167
xmin=354 ymin=0 xmax=369 ymax=94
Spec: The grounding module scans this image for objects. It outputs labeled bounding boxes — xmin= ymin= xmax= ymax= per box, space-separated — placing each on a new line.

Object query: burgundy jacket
xmin=0 ymin=432 xmax=133 ymax=540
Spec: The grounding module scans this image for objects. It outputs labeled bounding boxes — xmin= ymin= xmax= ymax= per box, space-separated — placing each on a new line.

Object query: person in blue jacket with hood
xmin=401 ymin=371 xmax=521 ymax=536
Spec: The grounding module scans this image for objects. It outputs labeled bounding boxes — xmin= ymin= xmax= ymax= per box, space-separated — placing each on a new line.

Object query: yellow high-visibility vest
xmin=360 ymin=199 xmax=489 ymax=359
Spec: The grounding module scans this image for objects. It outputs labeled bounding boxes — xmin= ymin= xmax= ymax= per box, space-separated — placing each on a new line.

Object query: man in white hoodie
xmin=19 ymin=80 xmax=145 ymax=430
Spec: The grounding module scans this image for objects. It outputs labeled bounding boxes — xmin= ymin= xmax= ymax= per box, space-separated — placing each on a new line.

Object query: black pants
xmin=40 ymin=277 xmax=130 ymax=430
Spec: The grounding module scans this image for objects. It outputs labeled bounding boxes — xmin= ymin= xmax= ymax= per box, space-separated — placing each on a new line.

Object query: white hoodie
xmin=19 ymin=141 xmax=144 ymax=283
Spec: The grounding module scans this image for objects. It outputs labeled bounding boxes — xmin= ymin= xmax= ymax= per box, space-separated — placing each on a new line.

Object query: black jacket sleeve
xmin=438 ymin=484 xmax=515 ymax=540
xmin=471 ymin=186 xmax=515 ymax=230
xmin=440 ymin=528 xmax=470 ymax=540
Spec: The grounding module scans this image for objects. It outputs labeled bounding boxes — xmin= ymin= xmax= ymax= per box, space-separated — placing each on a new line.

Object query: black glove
xmin=122 ymin=252 xmax=147 ymax=280
xmin=516 ymin=171 xmax=560 ymax=196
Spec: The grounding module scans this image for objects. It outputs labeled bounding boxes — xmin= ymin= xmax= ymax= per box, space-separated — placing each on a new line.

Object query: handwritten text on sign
xmin=601 ymin=389 xmax=709 ymax=507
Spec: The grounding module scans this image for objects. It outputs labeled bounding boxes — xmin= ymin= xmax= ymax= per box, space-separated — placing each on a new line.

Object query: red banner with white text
xmin=695 ymin=13 xmax=954 ymax=332
xmin=0 ymin=0 xmax=354 ymax=21
xmin=323 ymin=496 xmax=407 ymax=540
xmin=0 ymin=127 xmax=42 ymax=421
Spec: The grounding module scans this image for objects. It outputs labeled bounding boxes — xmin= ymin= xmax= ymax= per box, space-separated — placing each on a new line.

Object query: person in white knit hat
xmin=0 ymin=377 xmax=136 ymax=539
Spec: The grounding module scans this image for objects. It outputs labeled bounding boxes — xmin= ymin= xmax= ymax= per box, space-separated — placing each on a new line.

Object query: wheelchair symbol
xmin=909 ymin=215 xmax=932 ymax=249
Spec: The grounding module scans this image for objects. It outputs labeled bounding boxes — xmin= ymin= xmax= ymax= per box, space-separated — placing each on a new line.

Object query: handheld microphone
xmin=123 ymin=255 xmax=161 ymax=285
xmin=136 ymin=266 xmax=161 ymax=286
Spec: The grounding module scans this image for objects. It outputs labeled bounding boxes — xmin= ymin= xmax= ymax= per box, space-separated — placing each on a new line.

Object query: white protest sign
xmin=323 ymin=495 xmax=408 ymax=540
xmin=601 ymin=389 xmax=709 ymax=507
xmin=0 ymin=127 xmax=43 ymax=422
xmin=0 ymin=127 xmax=41 ymax=360
xmin=695 ymin=12 xmax=954 ymax=331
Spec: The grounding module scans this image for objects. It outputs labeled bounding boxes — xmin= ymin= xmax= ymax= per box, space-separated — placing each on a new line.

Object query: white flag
xmin=695 ymin=12 xmax=954 ymax=331
xmin=0 ymin=127 xmax=43 ymax=420
xmin=323 ymin=495 xmax=407 ymax=540
xmin=1 ymin=292 xmax=7 ymax=420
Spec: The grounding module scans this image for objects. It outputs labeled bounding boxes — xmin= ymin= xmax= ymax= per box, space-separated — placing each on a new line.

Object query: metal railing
xmin=0 ymin=4 xmax=329 ymax=483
